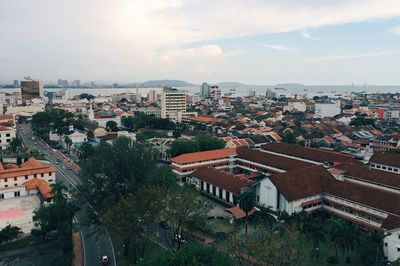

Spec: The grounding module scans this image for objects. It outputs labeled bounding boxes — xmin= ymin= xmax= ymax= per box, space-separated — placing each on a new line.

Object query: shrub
xmin=326 ymin=256 xmax=338 ymax=264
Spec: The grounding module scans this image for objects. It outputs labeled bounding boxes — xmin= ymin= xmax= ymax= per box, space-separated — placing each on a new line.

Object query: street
xmin=17 ymin=123 xmax=116 ymax=266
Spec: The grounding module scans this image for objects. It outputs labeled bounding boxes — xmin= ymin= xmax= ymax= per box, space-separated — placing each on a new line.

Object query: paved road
xmin=17 ymin=123 xmax=116 ymax=266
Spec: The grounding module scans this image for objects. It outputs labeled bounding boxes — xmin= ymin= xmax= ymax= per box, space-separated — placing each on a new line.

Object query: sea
xmin=1 ymin=84 xmax=400 ymax=99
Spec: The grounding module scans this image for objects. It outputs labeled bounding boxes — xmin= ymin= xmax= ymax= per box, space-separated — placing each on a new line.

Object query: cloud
xmin=305 ymin=51 xmax=399 ymax=62
xmin=2 ymin=0 xmax=400 ymax=81
xmin=388 ymin=25 xmax=400 ymax=35
xmin=300 ymin=29 xmax=321 ymax=40
xmin=262 ymin=44 xmax=297 ymax=52
xmin=160 ymin=45 xmax=224 ymax=62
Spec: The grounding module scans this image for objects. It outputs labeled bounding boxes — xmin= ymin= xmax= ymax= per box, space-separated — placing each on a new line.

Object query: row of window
xmin=324 ymin=201 xmax=384 ymax=224
xmin=2 ymin=173 xmax=52 ymax=183
xmin=0 ymin=191 xmax=20 ymax=199
xmin=370 ymin=163 xmax=400 ymax=173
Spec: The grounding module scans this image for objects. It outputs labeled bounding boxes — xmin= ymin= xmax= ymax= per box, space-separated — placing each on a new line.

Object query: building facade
xmin=20 ymin=79 xmax=44 ymax=104
xmin=160 ymin=88 xmax=187 ymax=120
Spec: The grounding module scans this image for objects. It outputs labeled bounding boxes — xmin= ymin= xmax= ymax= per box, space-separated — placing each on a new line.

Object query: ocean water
xmin=1 ymin=84 xmax=399 ymax=99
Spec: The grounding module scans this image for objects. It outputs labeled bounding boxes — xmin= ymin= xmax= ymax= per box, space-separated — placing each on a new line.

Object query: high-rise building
xmin=72 ymin=80 xmax=80 ymax=87
xmin=248 ymin=90 xmax=256 ymax=97
xmin=57 ymin=79 xmax=68 ymax=87
xmin=200 ymin=82 xmax=211 ymax=98
xmin=20 ymin=79 xmax=44 ymax=104
xmin=13 ymin=80 xmax=19 ymax=87
xmin=211 ymin=86 xmax=221 ymax=99
xmin=160 ymin=87 xmax=186 ymax=119
xmin=265 ymin=89 xmax=277 ymax=99
xmin=147 ymin=89 xmax=158 ymax=103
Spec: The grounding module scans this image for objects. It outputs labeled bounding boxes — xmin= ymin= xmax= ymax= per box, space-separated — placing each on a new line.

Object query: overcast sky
xmin=1 ymin=0 xmax=400 ymax=85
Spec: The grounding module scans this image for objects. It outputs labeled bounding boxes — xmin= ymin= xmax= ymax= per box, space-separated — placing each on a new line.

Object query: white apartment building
xmin=160 ymin=88 xmax=187 ymax=120
xmin=314 ymin=101 xmax=341 ymax=118
xmin=0 ymin=115 xmax=16 ymax=150
xmin=283 ymin=101 xmax=307 ymax=112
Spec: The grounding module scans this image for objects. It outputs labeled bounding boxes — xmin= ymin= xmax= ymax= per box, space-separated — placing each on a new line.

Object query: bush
xmin=326 ymin=256 xmax=338 ymax=264
xmin=345 ymin=256 xmax=351 ymax=264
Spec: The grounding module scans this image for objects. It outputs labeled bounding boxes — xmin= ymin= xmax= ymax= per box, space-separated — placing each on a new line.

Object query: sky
xmin=1 ymin=0 xmax=400 ymax=85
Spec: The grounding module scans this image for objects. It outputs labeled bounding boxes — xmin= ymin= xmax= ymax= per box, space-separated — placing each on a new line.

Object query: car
xmin=174 ymin=234 xmax=187 ymax=245
xmin=56 ymin=159 xmax=61 ymax=162
xmin=101 ymin=255 xmax=110 ymax=265
xmin=159 ymin=220 xmax=170 ymax=230
xmin=67 ymin=167 xmax=72 ymax=170
xmin=54 ymin=161 xmax=59 ymax=164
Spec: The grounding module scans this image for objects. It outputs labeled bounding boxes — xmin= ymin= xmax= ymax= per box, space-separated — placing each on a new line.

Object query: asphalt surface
xmin=17 ymin=123 xmax=116 ymax=266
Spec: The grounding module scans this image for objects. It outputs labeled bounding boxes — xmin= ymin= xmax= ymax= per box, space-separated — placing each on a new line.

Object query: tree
xmin=9 ymin=137 xmax=22 ymax=152
xmin=239 ymin=191 xmax=256 ymax=234
xmin=304 ymin=216 xmax=326 ymax=260
xmin=170 ymin=139 xmax=199 ymax=157
xmin=253 ymin=206 xmax=277 ymax=230
xmin=79 ymin=142 xmax=94 ymax=160
xmin=121 ymin=116 xmax=135 ymax=131
xmin=162 ymin=185 xmax=211 ymax=247
xmin=329 ymin=219 xmax=360 ymax=259
xmin=78 ymin=137 xmax=160 ymax=209
xmin=64 ymin=136 xmax=72 ymax=151
xmin=86 ymin=130 xmax=94 ymax=141
xmin=106 ymin=120 xmax=118 ymax=132
xmin=79 ymin=93 xmax=95 ymax=101
xmin=137 ymin=245 xmax=234 ymax=266
xmin=32 ymin=182 xmax=74 ymax=251
xmin=16 ymin=155 xmax=22 ymax=166
xmin=0 ymin=225 xmax=22 ymax=245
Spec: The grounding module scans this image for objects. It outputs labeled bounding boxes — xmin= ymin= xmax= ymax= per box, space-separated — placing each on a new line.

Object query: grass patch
xmin=206 ymin=219 xmax=235 ymax=235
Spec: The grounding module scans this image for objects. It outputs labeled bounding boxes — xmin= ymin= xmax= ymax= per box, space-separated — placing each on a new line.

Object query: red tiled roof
xmin=0 ymin=158 xmax=56 ymax=179
xmin=370 ymin=152 xmax=400 ymax=168
xmin=24 ymin=178 xmax=53 ymax=200
xmin=261 ymin=142 xmax=362 ymax=165
xmin=382 ymin=215 xmax=400 ymax=230
xmin=237 ymin=147 xmax=314 ymax=171
xmin=171 ymin=148 xmax=236 ymax=164
xmin=225 ymin=206 xmax=255 ymax=219
xmin=191 ymin=167 xmax=252 ymax=195
xmin=335 ymin=163 xmax=400 ymax=189
xmin=269 ymin=165 xmax=400 ymax=215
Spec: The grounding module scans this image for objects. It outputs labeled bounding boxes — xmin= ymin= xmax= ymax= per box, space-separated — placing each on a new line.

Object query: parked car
xmin=174 ymin=234 xmax=187 ymax=244
xmin=101 ymin=255 xmax=110 ymax=265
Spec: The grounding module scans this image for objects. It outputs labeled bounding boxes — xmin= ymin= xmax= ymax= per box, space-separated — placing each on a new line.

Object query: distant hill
xmin=141 ymin=80 xmax=194 ymax=87
xmin=215 ymin=82 xmax=246 ymax=87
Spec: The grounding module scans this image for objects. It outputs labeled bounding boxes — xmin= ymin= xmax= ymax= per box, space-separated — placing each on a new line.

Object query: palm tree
xmin=50 ymin=182 xmax=68 ymax=205
xmin=239 ymin=191 xmax=256 ymax=234
xmin=86 ymin=130 xmax=94 ymax=141
xmin=64 ymin=136 xmax=72 ymax=152
xmin=304 ymin=217 xmax=326 ymax=259
xmin=254 ymin=205 xmax=277 ymax=230
xmin=329 ymin=219 xmax=360 ymax=259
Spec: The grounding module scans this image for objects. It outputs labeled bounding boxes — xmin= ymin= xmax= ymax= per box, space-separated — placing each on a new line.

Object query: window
xmin=4 ymin=178 xmax=7 ymax=182
xmin=219 ymin=188 xmax=223 ymax=199
xmin=14 ymin=191 xmax=20 ymax=197
xmin=384 ymin=242 xmax=388 ymax=247
xmin=25 ymin=175 xmax=28 ymax=180
xmin=14 ymin=177 xmax=17 ymax=181
xmin=34 ymin=174 xmax=37 ymax=178
xmin=397 ymin=247 xmax=400 ymax=252
xmin=6 ymin=139 xmax=10 ymax=143
xmin=226 ymin=191 xmax=230 ymax=202
xmin=206 ymin=183 xmax=210 ymax=193
xmin=14 ymin=183 xmax=17 ymax=186
xmin=0 ymin=194 xmax=4 ymax=199
xmin=49 ymin=172 xmax=52 ymax=176
xmin=48 ymin=179 xmax=53 ymax=182
xmin=41 ymin=173 xmax=44 ymax=178
xmin=212 ymin=186 xmax=216 ymax=196
xmin=6 ymin=133 xmax=10 ymax=137
xmin=5 ymin=185 xmax=8 ymax=188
